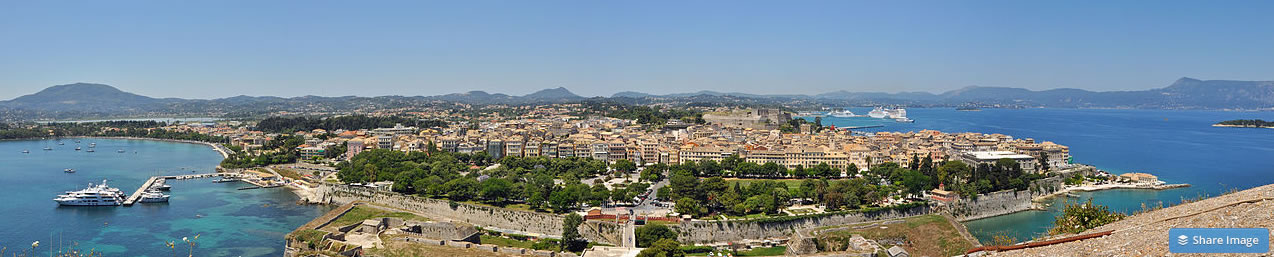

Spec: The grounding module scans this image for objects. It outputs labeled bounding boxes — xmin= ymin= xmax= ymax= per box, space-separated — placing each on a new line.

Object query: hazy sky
xmin=2 ymin=1 xmax=1272 ymax=100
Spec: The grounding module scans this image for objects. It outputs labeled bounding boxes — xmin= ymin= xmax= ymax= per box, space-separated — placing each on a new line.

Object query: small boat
xmin=86 ymin=148 xmax=95 ymax=152
xmin=43 ymin=147 xmax=53 ymax=151
xmin=213 ymin=178 xmax=240 ymax=183
xmin=75 ymin=140 xmax=81 ymax=143
xmin=1065 ymin=193 xmax=1081 ymax=198
xmin=58 ymin=142 xmax=65 ymax=145
xmin=89 ymin=143 xmax=96 ymax=147
xmin=64 ymin=168 xmax=76 ymax=173
xmin=150 ymin=181 xmax=171 ymax=191
xmin=22 ymin=149 xmax=29 ymax=153
xmin=117 ymin=149 xmax=126 ymax=153
xmin=894 ymin=117 xmax=915 ymax=123
xmin=75 ymin=147 xmax=82 ymax=151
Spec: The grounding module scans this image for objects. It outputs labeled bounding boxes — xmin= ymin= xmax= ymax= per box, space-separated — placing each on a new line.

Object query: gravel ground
xmin=990 ymin=184 xmax=1274 ymax=257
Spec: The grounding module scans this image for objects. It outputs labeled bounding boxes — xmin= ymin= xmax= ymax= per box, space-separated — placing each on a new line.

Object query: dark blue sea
xmin=807 ymin=108 xmax=1274 ymax=243
xmin=0 ymin=139 xmax=331 ymax=257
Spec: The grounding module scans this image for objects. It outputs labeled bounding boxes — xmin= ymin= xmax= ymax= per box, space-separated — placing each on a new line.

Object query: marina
xmin=121 ymin=173 xmax=248 ymax=205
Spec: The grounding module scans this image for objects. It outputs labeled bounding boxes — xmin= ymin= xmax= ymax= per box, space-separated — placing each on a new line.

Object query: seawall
xmin=952 ymin=165 xmax=1094 ymax=221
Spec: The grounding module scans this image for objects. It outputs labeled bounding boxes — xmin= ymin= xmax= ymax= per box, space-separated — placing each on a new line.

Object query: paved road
xmin=622 ymin=219 xmax=636 ymax=248
xmin=631 ymin=170 xmax=671 ymax=216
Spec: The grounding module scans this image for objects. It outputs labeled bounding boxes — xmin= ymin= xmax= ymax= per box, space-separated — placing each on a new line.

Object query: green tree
xmin=549 ymin=190 xmax=577 ymax=213
xmin=562 ymin=213 xmax=586 ymax=252
xmin=636 ymin=238 xmax=684 ymax=257
xmin=635 ymin=224 xmax=678 ymax=248
xmin=611 ymin=159 xmax=638 ymax=173
xmin=479 ymin=178 xmax=514 ymax=204
xmin=674 ymin=197 xmax=702 ymax=218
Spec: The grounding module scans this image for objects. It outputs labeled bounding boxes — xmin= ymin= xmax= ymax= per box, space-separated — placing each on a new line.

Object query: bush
xmin=1048 ymin=198 xmax=1125 ymax=235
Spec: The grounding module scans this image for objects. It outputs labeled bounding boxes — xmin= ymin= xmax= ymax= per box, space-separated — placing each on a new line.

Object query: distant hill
xmin=522 ymin=87 xmax=583 ymax=100
xmin=1 ymin=83 xmax=171 ymax=113
xmin=619 ymin=77 xmax=1274 ymax=109
xmin=2 ymin=77 xmax=1272 ymax=120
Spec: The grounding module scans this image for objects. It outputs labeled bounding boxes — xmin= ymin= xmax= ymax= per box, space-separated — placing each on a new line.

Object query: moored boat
xmin=139 ymin=191 xmax=170 ymax=203
xmin=54 ymin=180 xmax=125 ymax=206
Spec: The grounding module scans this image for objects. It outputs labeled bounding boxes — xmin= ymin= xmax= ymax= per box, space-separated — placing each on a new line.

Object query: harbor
xmin=121 ymin=172 xmax=250 ymax=205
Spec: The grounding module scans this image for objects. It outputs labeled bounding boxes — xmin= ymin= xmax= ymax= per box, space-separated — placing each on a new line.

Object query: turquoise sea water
xmin=0 ymin=138 xmax=331 ymax=257
xmin=808 ymin=108 xmax=1274 ymax=243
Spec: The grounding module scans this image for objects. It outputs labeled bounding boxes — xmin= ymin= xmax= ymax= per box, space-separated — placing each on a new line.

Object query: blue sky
xmin=2 ymin=1 xmax=1272 ymax=99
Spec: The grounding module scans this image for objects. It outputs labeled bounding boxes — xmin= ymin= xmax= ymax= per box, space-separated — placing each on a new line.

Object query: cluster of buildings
xmin=417 ymin=109 xmax=1070 ymax=174
xmin=151 ymin=106 xmax=1072 ymax=175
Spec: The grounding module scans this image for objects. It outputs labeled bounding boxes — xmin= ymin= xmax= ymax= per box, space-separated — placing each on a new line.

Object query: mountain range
xmin=1 ymin=77 xmax=1271 ymax=120
xmin=615 ymin=77 xmax=1274 ymax=109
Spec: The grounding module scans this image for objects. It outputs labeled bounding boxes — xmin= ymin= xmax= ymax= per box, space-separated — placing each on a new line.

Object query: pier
xmin=122 ymin=173 xmax=247 ymax=205
xmin=123 ymin=177 xmax=163 ymax=205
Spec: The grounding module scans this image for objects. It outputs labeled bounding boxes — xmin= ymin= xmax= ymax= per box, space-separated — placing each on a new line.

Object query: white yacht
xmin=64 ymin=168 xmax=75 ymax=173
xmin=150 ymin=180 xmax=171 ymax=191
xmin=54 ymin=180 xmax=125 ymax=206
xmin=22 ymin=149 xmax=29 ymax=154
xmin=139 ymin=191 xmax=170 ymax=203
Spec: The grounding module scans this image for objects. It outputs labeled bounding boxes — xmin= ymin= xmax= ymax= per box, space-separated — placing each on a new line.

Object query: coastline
xmin=1212 ymin=124 xmax=1274 ymax=129
xmin=957 ymin=182 xmax=1191 ymax=223
xmin=63 ymin=136 xmax=231 ymax=159
xmin=1032 ymin=183 xmax=1191 ymax=202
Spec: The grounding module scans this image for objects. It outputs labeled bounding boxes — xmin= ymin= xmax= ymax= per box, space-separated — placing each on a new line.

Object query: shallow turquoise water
xmin=0 ymin=138 xmax=332 ymax=257
xmin=809 ymin=108 xmax=1274 ymax=243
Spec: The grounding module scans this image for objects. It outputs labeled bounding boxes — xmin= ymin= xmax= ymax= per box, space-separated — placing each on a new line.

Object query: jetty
xmin=123 ymin=173 xmax=247 ymax=205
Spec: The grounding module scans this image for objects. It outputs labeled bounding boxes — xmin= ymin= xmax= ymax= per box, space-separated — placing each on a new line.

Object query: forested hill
xmin=1214 ymin=119 xmax=1274 ymax=128
xmin=254 ymin=115 xmax=446 ymax=133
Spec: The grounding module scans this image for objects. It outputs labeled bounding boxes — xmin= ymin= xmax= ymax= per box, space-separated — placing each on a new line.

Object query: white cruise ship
xmin=828 ymin=109 xmax=856 ymax=117
xmin=54 ymin=180 xmax=125 ymax=206
xmin=868 ymin=107 xmax=909 ymax=120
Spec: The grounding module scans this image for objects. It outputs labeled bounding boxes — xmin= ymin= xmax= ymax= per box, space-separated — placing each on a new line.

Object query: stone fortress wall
xmin=314 ymin=183 xmax=566 ymax=237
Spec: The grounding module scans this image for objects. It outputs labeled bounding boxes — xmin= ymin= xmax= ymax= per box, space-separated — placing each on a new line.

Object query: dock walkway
xmin=123 ymin=173 xmax=245 ymax=205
